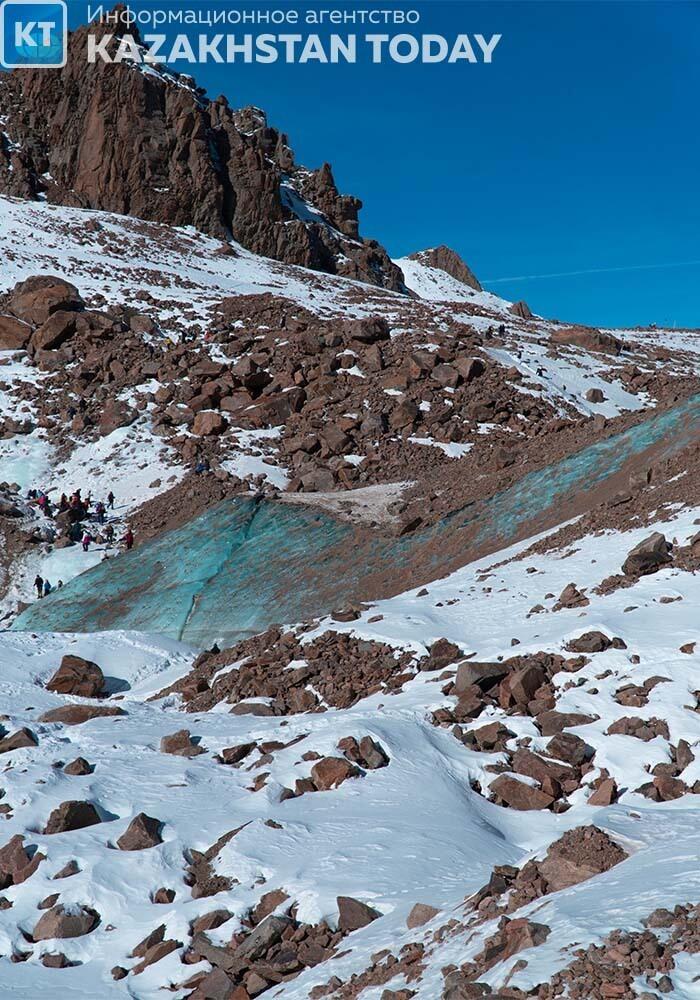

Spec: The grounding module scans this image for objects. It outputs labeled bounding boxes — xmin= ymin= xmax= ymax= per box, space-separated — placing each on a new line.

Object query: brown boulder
xmin=193 ymin=410 xmax=228 ymax=436
xmin=454 ymin=660 xmax=506 ymax=694
xmin=477 ymin=916 xmax=550 ymax=970
xmin=0 ymin=727 xmax=38 ymax=753
xmin=538 ymin=826 xmax=627 ymax=891
xmin=537 ymin=710 xmax=597 ymax=736
xmin=30 ymin=310 xmax=77 ymax=352
xmin=0 ymin=835 xmax=33 ymax=888
xmin=490 ymin=775 xmax=554 ymax=811
xmin=554 ymin=583 xmax=589 ymax=611
xmin=33 ymin=904 xmax=100 ymax=940
xmin=99 ymin=398 xmax=137 ymax=436
xmin=499 ymin=663 xmax=547 ymax=708
xmin=9 ymin=276 xmax=83 ymax=326
xmin=46 ymin=654 xmax=104 ymax=698
xmin=0 ymin=314 xmax=32 ymax=350
xmin=587 ymin=778 xmax=618 ymax=806
xmin=310 ymin=757 xmax=360 ymax=791
xmin=63 ymin=757 xmax=93 ymax=776
xmin=551 ymin=325 xmax=621 ymax=355
xmin=545 ymin=732 xmax=594 ymax=766
xmin=406 ymin=902 xmax=439 ymax=929
xmin=622 ymin=532 xmax=673 ymax=576
xmin=43 ymin=800 xmax=101 ymax=835
xmin=160 ymin=729 xmax=206 ymax=758
xmin=565 ymin=631 xmax=612 ymax=654
xmin=117 ymin=813 xmax=163 ymax=851
xmin=337 ymin=895 xmax=380 ymax=932
xmin=39 ymin=705 xmax=126 ymax=725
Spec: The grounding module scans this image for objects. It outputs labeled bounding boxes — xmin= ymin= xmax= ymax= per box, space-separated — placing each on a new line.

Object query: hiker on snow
xmin=82 ymin=532 xmax=92 ymax=552
xmin=122 ymin=528 xmax=134 ymax=551
xmin=107 ymin=490 xmax=115 ymax=509
xmin=43 ymin=579 xmax=52 ymax=597
xmin=34 ymin=574 xmax=44 ymax=598
xmin=95 ymin=501 xmax=106 ymax=524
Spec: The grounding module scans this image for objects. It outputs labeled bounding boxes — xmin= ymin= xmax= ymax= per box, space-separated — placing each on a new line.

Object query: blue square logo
xmin=0 ymin=0 xmax=67 ymax=68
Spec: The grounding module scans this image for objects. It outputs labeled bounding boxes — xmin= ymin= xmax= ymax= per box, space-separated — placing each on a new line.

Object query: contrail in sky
xmin=485 ymin=258 xmax=700 ymax=285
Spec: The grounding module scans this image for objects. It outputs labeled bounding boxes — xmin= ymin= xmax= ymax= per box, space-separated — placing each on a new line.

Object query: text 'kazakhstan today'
xmin=88 ymin=33 xmax=502 ymax=65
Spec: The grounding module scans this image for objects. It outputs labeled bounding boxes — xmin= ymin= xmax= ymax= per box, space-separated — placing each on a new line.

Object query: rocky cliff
xmin=407 ymin=245 xmax=482 ymax=290
xmin=0 ymin=14 xmax=404 ymax=291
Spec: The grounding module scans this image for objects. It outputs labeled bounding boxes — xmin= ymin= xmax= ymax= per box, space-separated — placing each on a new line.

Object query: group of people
xmin=33 ymin=575 xmax=62 ymax=599
xmin=27 ymin=485 xmax=135 ymax=601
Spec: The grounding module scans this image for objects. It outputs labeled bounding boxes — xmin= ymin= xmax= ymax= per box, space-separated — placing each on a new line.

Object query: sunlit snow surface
xmin=3 ymin=504 xmax=700 ymax=996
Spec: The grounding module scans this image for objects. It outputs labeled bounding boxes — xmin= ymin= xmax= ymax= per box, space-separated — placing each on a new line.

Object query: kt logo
xmin=0 ymin=0 xmax=67 ymax=68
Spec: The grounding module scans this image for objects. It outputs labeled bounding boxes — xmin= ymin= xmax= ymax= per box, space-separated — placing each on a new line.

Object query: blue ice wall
xmin=12 ymin=394 xmax=700 ymax=647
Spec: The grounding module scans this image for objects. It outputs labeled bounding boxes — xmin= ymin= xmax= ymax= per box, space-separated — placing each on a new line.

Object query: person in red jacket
xmin=122 ymin=528 xmax=134 ymax=551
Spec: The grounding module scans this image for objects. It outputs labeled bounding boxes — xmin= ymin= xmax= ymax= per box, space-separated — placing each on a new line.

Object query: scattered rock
xmin=116 ymin=813 xmax=163 ymax=851
xmin=43 ymin=800 xmax=101 ymax=835
xmin=33 ymin=904 xmax=100 ymax=940
xmin=622 ymin=532 xmax=673 ymax=576
xmin=337 ymin=896 xmax=380 ymax=933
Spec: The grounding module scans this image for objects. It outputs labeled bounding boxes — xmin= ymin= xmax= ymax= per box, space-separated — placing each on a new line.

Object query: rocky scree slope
xmin=0 ymin=12 xmax=403 ymax=291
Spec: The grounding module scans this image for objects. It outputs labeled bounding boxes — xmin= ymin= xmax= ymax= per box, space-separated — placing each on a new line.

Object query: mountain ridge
xmin=0 ymin=11 xmax=404 ymax=291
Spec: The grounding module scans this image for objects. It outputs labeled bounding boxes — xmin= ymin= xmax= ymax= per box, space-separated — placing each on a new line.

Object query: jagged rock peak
xmin=408 ymin=245 xmax=482 ymax=291
xmin=0 ymin=12 xmax=404 ymax=292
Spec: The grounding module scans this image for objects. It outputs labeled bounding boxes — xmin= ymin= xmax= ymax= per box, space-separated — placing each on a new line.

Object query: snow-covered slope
xmin=2 ymin=505 xmax=700 ymax=997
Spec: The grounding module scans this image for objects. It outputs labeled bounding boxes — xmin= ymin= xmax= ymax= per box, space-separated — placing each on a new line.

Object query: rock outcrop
xmin=0 ymin=13 xmax=403 ymax=291
xmin=407 ymin=246 xmax=482 ymax=291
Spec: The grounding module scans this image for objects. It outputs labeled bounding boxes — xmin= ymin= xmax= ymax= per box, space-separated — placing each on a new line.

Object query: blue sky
xmin=65 ymin=1 xmax=699 ymax=328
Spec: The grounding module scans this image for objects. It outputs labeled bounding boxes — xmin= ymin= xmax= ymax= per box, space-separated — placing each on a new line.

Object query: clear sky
xmin=66 ymin=1 xmax=699 ymax=328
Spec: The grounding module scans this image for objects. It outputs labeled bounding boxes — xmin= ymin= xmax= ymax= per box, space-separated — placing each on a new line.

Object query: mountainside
xmin=0 ymin=13 xmax=403 ymax=291
xmin=2 ymin=22 xmax=700 ymax=1000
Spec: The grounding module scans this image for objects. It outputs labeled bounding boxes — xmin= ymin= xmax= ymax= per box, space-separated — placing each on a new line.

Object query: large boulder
xmin=310 ymin=757 xmax=360 ymax=791
xmin=490 ymin=775 xmax=554 ymax=811
xmin=0 ymin=314 xmax=32 ymax=350
xmin=39 ymin=704 xmax=126 ymax=725
xmin=0 ymin=835 xmax=39 ymax=888
xmin=99 ymin=398 xmax=137 ymax=436
xmin=538 ymin=826 xmax=627 ymax=891
xmin=45 ymin=654 xmax=104 ymax=698
xmin=192 ymin=410 xmax=228 ymax=437
xmin=33 ymin=903 xmax=100 ymax=940
xmin=43 ymin=800 xmax=102 ymax=834
xmin=337 ymin=896 xmax=380 ymax=932
xmin=9 ymin=276 xmax=83 ymax=325
xmin=117 ymin=813 xmax=163 ymax=851
xmin=160 ymin=730 xmax=206 ymax=758
xmin=551 ymin=325 xmax=622 ymax=355
xmin=622 ymin=532 xmax=673 ymax=576
xmin=30 ymin=310 xmax=78 ymax=352
xmin=0 ymin=727 xmax=38 ymax=753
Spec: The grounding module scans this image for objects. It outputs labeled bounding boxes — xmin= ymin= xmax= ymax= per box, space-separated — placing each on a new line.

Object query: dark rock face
xmin=0 ymin=18 xmax=403 ymax=291
xmin=407 ymin=246 xmax=482 ymax=291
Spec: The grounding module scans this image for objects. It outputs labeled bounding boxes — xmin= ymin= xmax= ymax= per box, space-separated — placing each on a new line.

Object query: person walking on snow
xmin=43 ymin=579 xmax=52 ymax=597
xmin=107 ymin=490 xmax=115 ymax=509
xmin=121 ymin=528 xmax=134 ymax=551
xmin=95 ymin=501 xmax=106 ymax=524
xmin=104 ymin=523 xmax=115 ymax=546
xmin=34 ymin=574 xmax=44 ymax=598
xmin=82 ymin=532 xmax=92 ymax=552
